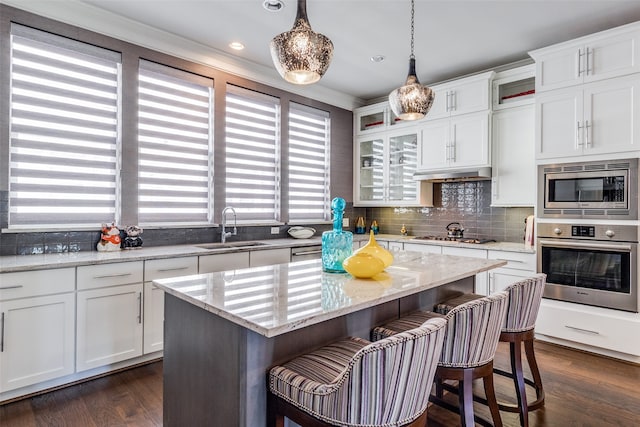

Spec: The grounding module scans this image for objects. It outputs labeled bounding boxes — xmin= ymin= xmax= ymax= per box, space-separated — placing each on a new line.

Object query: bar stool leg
xmin=482 ymin=364 xmax=503 ymax=427
xmin=524 ymin=337 xmax=545 ymax=409
xmin=509 ymin=341 xmax=529 ymax=427
xmin=459 ymin=369 xmax=475 ymax=427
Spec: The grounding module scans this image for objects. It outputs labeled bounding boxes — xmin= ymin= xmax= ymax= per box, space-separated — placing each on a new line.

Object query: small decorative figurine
xmin=400 ymin=224 xmax=407 ymax=236
xmin=123 ymin=225 xmax=144 ymax=249
xmin=97 ymin=222 xmax=122 ymax=252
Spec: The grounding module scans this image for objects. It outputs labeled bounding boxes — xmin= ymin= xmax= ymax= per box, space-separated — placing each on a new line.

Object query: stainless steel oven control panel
xmin=537 ymin=223 xmax=638 ymax=242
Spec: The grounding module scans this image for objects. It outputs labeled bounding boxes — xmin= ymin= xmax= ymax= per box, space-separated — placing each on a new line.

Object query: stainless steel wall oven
xmin=538 ymin=158 xmax=638 ymax=220
xmin=537 ymin=223 xmax=638 ymax=312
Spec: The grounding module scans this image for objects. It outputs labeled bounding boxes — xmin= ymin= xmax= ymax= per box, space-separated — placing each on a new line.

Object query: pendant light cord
xmin=410 ymin=0 xmax=415 ymax=59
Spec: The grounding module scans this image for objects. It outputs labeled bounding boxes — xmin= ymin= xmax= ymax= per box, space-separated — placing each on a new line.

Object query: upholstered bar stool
xmin=372 ymin=292 xmax=509 ymax=427
xmin=268 ymin=317 xmax=447 ymax=427
xmin=434 ymin=274 xmax=546 ymax=427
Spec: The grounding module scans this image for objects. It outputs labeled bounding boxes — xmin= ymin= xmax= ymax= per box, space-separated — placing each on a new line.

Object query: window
xmin=137 ymin=60 xmax=213 ymax=224
xmin=288 ymin=103 xmax=330 ymax=222
xmin=225 ymin=85 xmax=280 ymax=222
xmin=8 ymin=24 xmax=121 ymax=228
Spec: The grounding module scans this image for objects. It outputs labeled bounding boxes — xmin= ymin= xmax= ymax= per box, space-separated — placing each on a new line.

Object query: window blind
xmin=288 ymin=103 xmax=330 ymax=222
xmin=8 ymin=24 xmax=121 ymax=228
xmin=225 ymin=85 xmax=280 ymax=222
xmin=138 ymin=60 xmax=213 ymax=224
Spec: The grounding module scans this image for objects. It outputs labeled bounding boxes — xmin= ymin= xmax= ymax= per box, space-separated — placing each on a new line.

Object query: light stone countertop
xmin=0 ymin=233 xmax=533 ymax=273
xmin=154 ymin=251 xmax=507 ymax=338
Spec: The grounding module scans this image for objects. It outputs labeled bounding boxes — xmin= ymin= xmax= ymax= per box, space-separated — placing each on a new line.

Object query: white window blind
xmin=288 ymin=103 xmax=330 ymax=222
xmin=8 ymin=24 xmax=121 ymax=228
xmin=225 ymin=85 xmax=280 ymax=222
xmin=138 ymin=60 xmax=213 ymax=224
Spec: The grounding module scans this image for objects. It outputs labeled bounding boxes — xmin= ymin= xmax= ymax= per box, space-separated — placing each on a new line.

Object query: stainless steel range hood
xmin=413 ymin=166 xmax=492 ymax=181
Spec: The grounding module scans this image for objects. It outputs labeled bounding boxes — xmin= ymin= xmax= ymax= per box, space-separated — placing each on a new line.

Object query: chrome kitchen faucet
xmin=221 ymin=206 xmax=237 ymax=243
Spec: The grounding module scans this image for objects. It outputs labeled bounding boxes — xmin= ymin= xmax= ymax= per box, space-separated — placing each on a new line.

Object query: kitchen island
xmin=154 ymin=251 xmax=507 ymax=427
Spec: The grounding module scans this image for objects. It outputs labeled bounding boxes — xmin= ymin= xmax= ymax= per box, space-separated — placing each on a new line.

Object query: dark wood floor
xmin=1 ymin=340 xmax=639 ymax=426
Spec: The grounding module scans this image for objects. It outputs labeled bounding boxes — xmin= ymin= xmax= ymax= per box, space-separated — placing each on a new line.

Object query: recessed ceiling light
xmin=229 ymin=42 xmax=245 ymax=50
xmin=263 ymin=0 xmax=284 ymax=12
xmin=370 ymin=55 xmax=385 ymax=63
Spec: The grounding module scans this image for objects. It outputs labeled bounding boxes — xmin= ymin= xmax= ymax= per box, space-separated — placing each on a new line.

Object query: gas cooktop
xmin=414 ymin=236 xmax=497 ymax=244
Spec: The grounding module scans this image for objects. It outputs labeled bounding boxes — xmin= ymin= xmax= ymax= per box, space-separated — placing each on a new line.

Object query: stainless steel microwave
xmin=538 ymin=159 xmax=638 ymax=220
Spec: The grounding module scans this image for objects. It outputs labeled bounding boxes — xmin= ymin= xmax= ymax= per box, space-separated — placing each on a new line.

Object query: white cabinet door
xmin=534 ymin=43 xmax=582 ymax=92
xmin=488 ymin=269 xmax=534 ymax=294
xmin=0 ymin=293 xmax=75 ymax=392
xmin=448 ymin=78 xmax=492 ymax=116
xmin=418 ymin=119 xmax=449 ymax=170
xmin=536 ymin=87 xmax=583 ymax=159
xmin=143 ymin=282 xmax=164 ymax=354
xmin=491 ymin=105 xmax=535 ymax=206
xmin=76 ymin=283 xmax=143 ymax=372
xmin=404 ymin=243 xmax=442 ymax=254
xmin=441 ymin=246 xmax=489 ymax=295
xmin=199 ymin=252 xmax=250 ymax=273
xmin=583 ymin=75 xmax=640 ymax=155
xmin=450 ymin=112 xmax=489 ymax=168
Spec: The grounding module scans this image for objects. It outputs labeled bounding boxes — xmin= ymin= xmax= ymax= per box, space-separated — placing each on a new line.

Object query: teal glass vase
xmin=322 ymin=197 xmax=353 ymax=273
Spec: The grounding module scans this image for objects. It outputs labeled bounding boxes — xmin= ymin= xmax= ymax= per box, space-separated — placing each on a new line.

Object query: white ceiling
xmin=6 ymin=0 xmax=640 ymax=107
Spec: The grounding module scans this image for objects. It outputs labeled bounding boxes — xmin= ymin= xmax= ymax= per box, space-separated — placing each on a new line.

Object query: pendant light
xmin=388 ymin=0 xmax=434 ymax=120
xmin=270 ymin=0 xmax=334 ymax=85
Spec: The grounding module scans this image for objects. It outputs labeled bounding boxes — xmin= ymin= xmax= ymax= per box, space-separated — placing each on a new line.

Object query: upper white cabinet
xmin=536 ymin=74 xmax=640 ymax=159
xmin=355 ymin=101 xmax=412 ymax=135
xmin=418 ymin=111 xmax=490 ymax=171
xmin=425 ymin=71 xmax=494 ymax=120
xmin=355 ymin=128 xmax=433 ymax=207
xmin=491 ymin=65 xmax=536 ymax=207
xmin=530 ymin=23 xmax=640 ymax=92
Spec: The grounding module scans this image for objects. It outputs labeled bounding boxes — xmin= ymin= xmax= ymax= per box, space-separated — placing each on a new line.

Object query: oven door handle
xmin=538 ymin=239 xmax=634 ymax=252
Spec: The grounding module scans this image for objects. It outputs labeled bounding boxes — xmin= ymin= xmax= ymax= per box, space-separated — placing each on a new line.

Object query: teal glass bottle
xmin=322 ymin=197 xmax=353 ymax=273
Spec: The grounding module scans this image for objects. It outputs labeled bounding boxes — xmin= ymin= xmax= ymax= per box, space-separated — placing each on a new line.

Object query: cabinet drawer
xmin=249 ymin=248 xmax=291 ymax=267
xmin=442 ymin=246 xmax=487 ymax=259
xmin=536 ymin=300 xmax=640 ymax=356
xmin=488 ymin=250 xmax=535 ymax=271
xmin=0 ymin=268 xmax=75 ymax=300
xmin=404 ymin=243 xmax=442 ymax=254
xmin=144 ymin=257 xmax=198 ymax=281
xmin=77 ymin=261 xmax=143 ymax=290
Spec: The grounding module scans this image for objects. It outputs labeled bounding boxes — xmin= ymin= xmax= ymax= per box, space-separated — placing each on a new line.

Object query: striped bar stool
xmin=268 ymin=317 xmax=447 ymax=427
xmin=435 ymin=274 xmax=546 ymax=427
xmin=372 ymin=292 xmax=509 ymax=427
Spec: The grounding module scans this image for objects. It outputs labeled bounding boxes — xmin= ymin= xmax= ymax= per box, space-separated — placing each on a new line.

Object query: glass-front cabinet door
xmin=355 ymin=129 xmax=421 ymax=206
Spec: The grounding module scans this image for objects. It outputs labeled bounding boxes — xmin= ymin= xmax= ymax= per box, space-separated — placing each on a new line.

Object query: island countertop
xmin=154 ymin=250 xmax=507 ymax=338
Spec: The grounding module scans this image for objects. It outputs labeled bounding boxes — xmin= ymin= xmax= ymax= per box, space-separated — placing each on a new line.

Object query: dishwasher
xmin=290 ymin=245 xmax=322 ymax=261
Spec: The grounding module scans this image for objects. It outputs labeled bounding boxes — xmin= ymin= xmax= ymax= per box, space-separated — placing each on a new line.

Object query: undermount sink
xmin=195 ymin=241 xmax=271 ymax=250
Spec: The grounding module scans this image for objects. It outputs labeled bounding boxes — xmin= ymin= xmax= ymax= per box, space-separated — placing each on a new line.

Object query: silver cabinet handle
xmin=451 ymin=90 xmax=456 ymax=111
xmin=576 ymin=121 xmax=583 ymax=148
xmin=93 ymin=273 xmax=133 ymax=279
xmin=585 ymin=47 xmax=592 ymax=75
xmin=578 ymin=48 xmax=584 ymax=77
xmin=0 ymin=285 xmax=23 ymax=290
xmin=585 ymin=120 xmax=591 ymax=147
xmin=565 ymin=325 xmax=600 ymax=335
xmin=293 ymin=250 xmax=322 ymax=256
xmin=496 ymin=258 xmax=524 ymax=263
xmin=137 ymin=292 xmax=142 ymax=324
xmin=156 ymin=267 xmax=189 ymax=273
xmin=1 ymin=312 xmax=4 ymax=352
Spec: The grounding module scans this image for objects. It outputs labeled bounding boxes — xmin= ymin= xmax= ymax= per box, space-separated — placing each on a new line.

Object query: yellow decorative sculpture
xmin=342 ymin=252 xmax=385 ymax=278
xmin=355 ymin=230 xmax=394 ymax=268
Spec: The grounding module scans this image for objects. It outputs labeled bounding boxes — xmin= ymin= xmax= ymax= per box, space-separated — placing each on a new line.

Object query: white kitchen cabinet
xmin=530 ymin=23 xmax=640 ymax=93
xmin=0 ymin=268 xmax=75 ymax=393
xmin=355 ymin=128 xmax=433 ymax=206
xmin=354 ymin=101 xmax=411 ymax=135
xmin=441 ymin=246 xmax=489 ymax=295
xmin=76 ymin=262 xmax=144 ymax=372
xmin=199 ymin=252 xmax=250 ymax=273
xmin=143 ymin=256 xmax=198 ymax=354
xmin=536 ymin=74 xmax=640 ymax=159
xmin=491 ymin=104 xmax=535 ymax=206
xmin=76 ymin=283 xmax=144 ymax=372
xmin=426 ymin=71 xmax=494 ymax=120
xmin=418 ymin=111 xmax=490 ymax=171
xmin=536 ymin=299 xmax=640 ymax=357
xmin=404 ymin=242 xmax=442 ymax=254
xmin=487 ymin=250 xmax=536 ymax=294
xmin=0 ymin=293 xmax=75 ymax=392
xmin=249 ymin=248 xmax=291 ymax=267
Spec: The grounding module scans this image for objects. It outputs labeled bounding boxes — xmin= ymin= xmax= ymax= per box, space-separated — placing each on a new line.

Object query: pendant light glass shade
xmin=388 ymin=0 xmax=434 ymax=120
xmin=270 ymin=0 xmax=333 ymax=85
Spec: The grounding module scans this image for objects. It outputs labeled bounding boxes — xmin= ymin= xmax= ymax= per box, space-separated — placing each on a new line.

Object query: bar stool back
xmin=372 ymin=291 xmax=509 ymax=427
xmin=435 ymin=274 xmax=547 ymax=427
xmin=268 ymin=317 xmax=447 ymax=427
